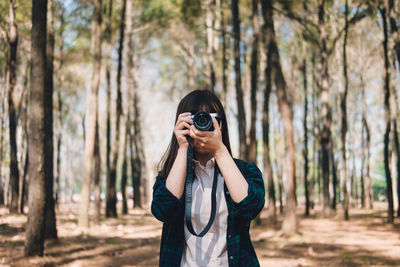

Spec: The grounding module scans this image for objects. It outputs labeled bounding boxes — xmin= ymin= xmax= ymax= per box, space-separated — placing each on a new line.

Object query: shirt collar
xmin=193 ymin=157 xmax=215 ymax=169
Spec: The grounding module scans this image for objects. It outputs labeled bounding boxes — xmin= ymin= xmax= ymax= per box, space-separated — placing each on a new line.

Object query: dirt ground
xmin=1 ymin=202 xmax=400 ymax=267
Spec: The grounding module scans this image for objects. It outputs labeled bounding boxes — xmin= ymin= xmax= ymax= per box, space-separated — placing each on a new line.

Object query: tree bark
xmin=340 ymin=0 xmax=350 ymax=220
xmin=360 ymin=74 xmax=373 ymax=209
xmin=220 ymin=0 xmax=228 ymax=106
xmin=107 ymin=0 xmax=126 ymax=218
xmin=0 ymin=85 xmax=5 ymax=205
xmin=318 ymin=0 xmax=332 ymax=217
xmin=379 ymin=5 xmax=394 ymax=223
xmin=24 ymin=0 xmax=48 ymax=256
xmin=54 ymin=6 xmax=65 ymax=205
xmin=44 ymin=0 xmax=57 ymax=240
xmin=129 ymin=0 xmax=148 ymax=206
xmin=261 ymin=0 xmax=297 ymax=236
xmin=7 ymin=0 xmax=20 ymax=214
xmin=104 ymin=0 xmax=113 ymax=218
xmin=388 ymin=0 xmax=400 ymax=218
xmin=231 ymin=0 xmax=247 ymax=159
xmin=303 ymin=59 xmax=310 ymax=217
xmin=260 ymin=0 xmax=276 ymax=225
xmin=93 ymin=120 xmax=101 ymax=224
xmin=248 ymin=0 xmax=260 ymax=164
xmin=121 ymin=118 xmax=128 ymax=215
xmin=78 ymin=0 xmax=102 ymax=229
xmin=205 ymin=0 xmax=216 ymax=91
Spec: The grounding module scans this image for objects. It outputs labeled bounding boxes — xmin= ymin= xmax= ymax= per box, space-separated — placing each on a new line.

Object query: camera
xmin=186 ymin=111 xmax=221 ymax=131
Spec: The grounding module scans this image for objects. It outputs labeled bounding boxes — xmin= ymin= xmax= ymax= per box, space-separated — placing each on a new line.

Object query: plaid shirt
xmin=151 ymin=158 xmax=265 ymax=267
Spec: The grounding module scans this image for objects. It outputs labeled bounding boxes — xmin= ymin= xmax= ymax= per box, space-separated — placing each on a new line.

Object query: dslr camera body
xmin=186 ymin=111 xmax=221 ymax=131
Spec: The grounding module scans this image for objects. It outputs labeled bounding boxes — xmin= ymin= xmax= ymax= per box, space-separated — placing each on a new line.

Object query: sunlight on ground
xmin=1 ymin=203 xmax=400 ymax=266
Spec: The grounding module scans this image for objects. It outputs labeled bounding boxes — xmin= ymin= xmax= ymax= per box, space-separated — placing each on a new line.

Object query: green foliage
xmin=180 ymin=0 xmax=202 ymax=28
xmin=372 ymin=178 xmax=386 ymax=201
xmin=140 ymin=0 xmax=182 ymax=25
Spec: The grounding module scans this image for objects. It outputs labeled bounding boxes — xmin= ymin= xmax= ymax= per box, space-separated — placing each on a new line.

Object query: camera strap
xmin=185 ymin=141 xmax=218 ymax=237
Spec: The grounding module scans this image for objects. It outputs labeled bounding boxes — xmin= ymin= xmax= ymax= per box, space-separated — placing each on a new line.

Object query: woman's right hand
xmin=174 ymin=112 xmax=193 ymax=149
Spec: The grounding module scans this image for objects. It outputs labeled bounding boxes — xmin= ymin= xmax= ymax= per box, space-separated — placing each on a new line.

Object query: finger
xmin=178 ymin=112 xmax=192 ymax=119
xmin=176 ymin=129 xmax=190 ymax=137
xmin=176 ymin=121 xmax=191 ymax=130
xmin=211 ymin=116 xmax=220 ymax=132
xmin=181 ymin=117 xmax=193 ymax=125
xmin=176 ymin=115 xmax=193 ymax=127
xmin=190 ymin=125 xmax=207 ymax=137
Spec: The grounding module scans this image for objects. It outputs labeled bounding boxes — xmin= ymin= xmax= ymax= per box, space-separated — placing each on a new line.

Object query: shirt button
xmin=230 ymin=256 xmax=234 ymax=260
xmin=228 ymin=234 xmax=231 ymax=238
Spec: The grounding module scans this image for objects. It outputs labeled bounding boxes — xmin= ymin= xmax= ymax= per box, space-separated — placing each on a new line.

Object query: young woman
xmin=151 ymin=89 xmax=265 ymax=267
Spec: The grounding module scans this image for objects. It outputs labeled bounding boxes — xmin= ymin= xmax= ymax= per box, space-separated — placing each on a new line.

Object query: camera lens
xmin=193 ymin=111 xmax=213 ymax=131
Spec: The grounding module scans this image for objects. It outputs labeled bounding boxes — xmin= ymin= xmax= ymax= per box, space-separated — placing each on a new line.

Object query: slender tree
xmin=360 ymin=73 xmax=373 ymax=209
xmin=248 ymin=0 xmax=260 ymax=164
xmin=79 ymin=0 xmax=102 ymax=228
xmin=126 ymin=0 xmax=147 ymax=206
xmin=121 ymin=118 xmax=129 ymax=214
xmin=44 ymin=0 xmax=57 ymax=240
xmin=220 ymin=0 xmax=228 ymax=106
xmin=204 ymin=0 xmax=216 ymax=91
xmin=231 ymin=0 xmax=247 ymax=159
xmin=93 ymin=120 xmax=101 ymax=223
xmin=0 ymin=84 xmax=5 ymax=205
xmin=24 ymin=0 xmax=48 ymax=256
xmin=261 ymin=0 xmax=297 ymax=235
xmin=7 ymin=0 xmax=20 ymax=214
xmin=260 ymin=0 xmax=276 ymax=224
xmin=388 ymin=0 xmax=400 ymax=217
xmin=379 ymin=3 xmax=394 ymax=223
xmin=303 ymin=58 xmax=310 ymax=216
xmin=107 ymin=0 xmax=127 ymax=218
xmin=104 ymin=0 xmax=113 ymax=218
xmin=54 ymin=5 xmax=65 ymax=205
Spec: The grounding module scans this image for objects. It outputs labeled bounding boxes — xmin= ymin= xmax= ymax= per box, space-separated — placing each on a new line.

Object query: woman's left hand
xmin=189 ymin=116 xmax=225 ymax=156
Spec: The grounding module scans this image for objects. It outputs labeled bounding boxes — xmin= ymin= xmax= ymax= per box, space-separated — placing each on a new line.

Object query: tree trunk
xmin=24 ymin=0 xmax=48 ymax=256
xmin=54 ymin=5 xmax=65 ymax=206
xmin=361 ymin=74 xmax=373 ymax=209
xmin=248 ymin=0 xmax=260 ymax=164
xmin=380 ymin=5 xmax=394 ymax=223
xmin=302 ymin=59 xmax=310 ymax=217
xmin=260 ymin=0 xmax=276 ymax=225
xmin=20 ymin=118 xmax=28 ymax=214
xmin=93 ymin=120 xmax=101 ymax=224
xmin=261 ymin=0 xmax=297 ymax=236
xmin=44 ymin=0 xmax=57 ymax=240
xmin=330 ymin=138 xmax=338 ymax=210
xmin=129 ymin=130 xmax=141 ymax=208
xmin=78 ymin=0 xmax=102 ymax=229
xmin=249 ymin=0 xmax=261 ymax=224
xmin=126 ymin=0 xmax=140 ymax=209
xmin=7 ymin=0 xmax=20 ymax=214
xmin=388 ymin=0 xmax=400 ymax=218
xmin=0 ymin=82 xmax=6 ymax=205
xmin=126 ymin=0 xmax=148 ymax=206
xmin=220 ymin=0 xmax=228 ymax=106
xmin=340 ymin=0 xmax=350 ymax=220
xmin=104 ymin=0 xmax=113 ymax=218
xmin=318 ymin=0 xmax=332 ymax=217
xmin=107 ymin=0 xmax=126 ymax=218
xmin=231 ymin=0 xmax=247 ymax=160
xmin=121 ymin=118 xmax=128 ymax=215
xmin=205 ymin=0 xmax=216 ymax=91
xmin=311 ymin=51 xmax=318 ymax=210
xmin=360 ymin=88 xmax=366 ymax=209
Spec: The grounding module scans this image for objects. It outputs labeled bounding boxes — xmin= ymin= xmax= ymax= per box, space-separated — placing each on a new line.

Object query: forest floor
xmin=1 ymin=202 xmax=400 ymax=267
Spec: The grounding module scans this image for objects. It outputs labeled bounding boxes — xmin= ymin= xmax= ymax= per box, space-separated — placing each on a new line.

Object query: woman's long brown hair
xmin=158 ymin=89 xmax=232 ymax=178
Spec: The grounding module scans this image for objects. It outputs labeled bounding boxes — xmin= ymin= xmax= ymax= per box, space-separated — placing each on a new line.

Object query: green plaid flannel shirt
xmin=151 ymin=158 xmax=265 ymax=267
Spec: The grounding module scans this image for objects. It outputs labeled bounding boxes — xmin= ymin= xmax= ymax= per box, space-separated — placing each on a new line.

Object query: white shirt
xmin=180 ymin=157 xmax=229 ymax=267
